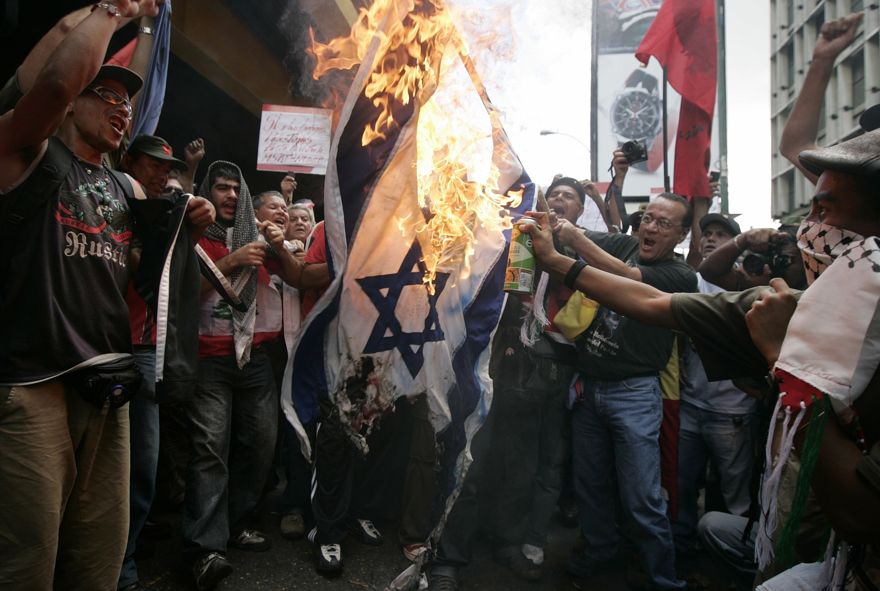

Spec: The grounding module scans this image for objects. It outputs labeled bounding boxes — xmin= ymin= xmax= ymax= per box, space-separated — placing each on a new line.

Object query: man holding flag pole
xmin=281 ymin=0 xmax=534 ymax=582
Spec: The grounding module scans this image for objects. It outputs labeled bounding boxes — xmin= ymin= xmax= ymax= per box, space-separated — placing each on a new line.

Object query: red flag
xmin=635 ymin=0 xmax=717 ymax=200
xmin=107 ymin=39 xmax=136 ymax=68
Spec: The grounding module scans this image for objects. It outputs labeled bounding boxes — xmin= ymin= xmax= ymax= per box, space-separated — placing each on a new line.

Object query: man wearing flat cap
xmin=0 ymin=2 xmax=169 ymax=589
xmin=518 ymin=128 xmax=880 ymax=590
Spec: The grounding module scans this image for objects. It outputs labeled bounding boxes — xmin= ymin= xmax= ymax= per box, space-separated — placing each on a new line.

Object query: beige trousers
xmin=0 ymin=380 xmax=130 ymax=591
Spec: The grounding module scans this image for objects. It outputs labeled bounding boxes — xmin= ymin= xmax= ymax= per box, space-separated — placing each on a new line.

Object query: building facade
xmin=770 ymin=0 xmax=879 ymax=218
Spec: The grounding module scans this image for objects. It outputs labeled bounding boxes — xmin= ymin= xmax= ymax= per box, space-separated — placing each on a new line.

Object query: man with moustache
xmin=555 ymin=193 xmax=696 ymax=590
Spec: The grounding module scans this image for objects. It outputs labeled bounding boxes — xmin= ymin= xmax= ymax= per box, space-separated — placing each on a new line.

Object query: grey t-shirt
xmin=681 ymin=275 xmax=759 ymax=414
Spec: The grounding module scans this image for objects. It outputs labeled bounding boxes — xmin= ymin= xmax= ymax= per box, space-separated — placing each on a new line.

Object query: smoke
xmin=279 ymin=1 xmax=355 ymax=106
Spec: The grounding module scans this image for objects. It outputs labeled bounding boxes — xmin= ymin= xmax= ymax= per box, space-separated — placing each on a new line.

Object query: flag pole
xmin=590 ymin=0 xmax=599 ymax=183
xmin=662 ymin=66 xmax=670 ymax=193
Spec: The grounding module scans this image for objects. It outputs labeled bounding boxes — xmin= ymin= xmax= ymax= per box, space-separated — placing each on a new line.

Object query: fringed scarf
xmin=755 ymin=220 xmax=880 ymax=586
xmin=199 ymin=161 xmax=259 ymax=368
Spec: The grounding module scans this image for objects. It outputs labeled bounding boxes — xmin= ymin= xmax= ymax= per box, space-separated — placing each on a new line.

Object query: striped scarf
xmin=199 ymin=161 xmax=259 ymax=368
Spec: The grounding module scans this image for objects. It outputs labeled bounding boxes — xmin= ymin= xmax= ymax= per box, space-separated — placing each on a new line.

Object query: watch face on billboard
xmin=611 ymin=88 xmax=662 ymax=139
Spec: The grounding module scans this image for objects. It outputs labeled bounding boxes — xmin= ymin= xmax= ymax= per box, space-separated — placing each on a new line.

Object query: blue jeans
xmin=182 ymin=350 xmax=277 ymax=557
xmin=118 ymin=348 xmax=159 ymax=589
xmin=569 ymin=376 xmax=685 ymax=590
xmin=673 ymin=402 xmax=757 ymax=552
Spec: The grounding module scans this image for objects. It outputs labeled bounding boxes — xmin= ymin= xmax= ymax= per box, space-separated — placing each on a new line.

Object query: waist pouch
xmin=65 ymin=357 xmax=143 ymax=409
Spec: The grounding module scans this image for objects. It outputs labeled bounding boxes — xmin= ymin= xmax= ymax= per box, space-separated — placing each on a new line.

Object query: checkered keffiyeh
xmin=756 ymin=222 xmax=880 ymax=573
xmin=781 ymin=225 xmax=880 ymax=408
xmin=200 ymin=161 xmax=259 ymax=368
xmin=796 ymin=219 xmax=868 ymax=285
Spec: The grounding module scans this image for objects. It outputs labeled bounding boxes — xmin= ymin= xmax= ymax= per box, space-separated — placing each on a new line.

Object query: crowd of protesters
xmin=0 ymin=3 xmax=879 ymax=591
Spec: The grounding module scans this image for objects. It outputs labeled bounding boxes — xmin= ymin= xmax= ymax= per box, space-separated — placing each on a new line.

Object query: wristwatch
xmin=610 ymin=69 xmax=662 ymax=170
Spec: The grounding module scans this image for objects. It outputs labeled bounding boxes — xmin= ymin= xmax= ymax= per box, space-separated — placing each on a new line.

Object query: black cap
xmin=798 ymin=129 xmax=880 ymax=179
xmin=699 ymin=212 xmax=741 ymax=236
xmin=127 ymin=135 xmax=187 ymax=171
xmin=90 ymin=64 xmax=143 ymax=98
xmin=546 ymin=176 xmax=586 ymax=204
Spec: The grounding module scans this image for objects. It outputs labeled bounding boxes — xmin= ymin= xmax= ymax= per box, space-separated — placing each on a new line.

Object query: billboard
xmin=593 ymin=0 xmax=720 ymax=200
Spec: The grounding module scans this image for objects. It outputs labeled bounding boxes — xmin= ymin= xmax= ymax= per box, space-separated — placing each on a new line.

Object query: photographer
xmin=698 ymin=227 xmax=806 ymax=291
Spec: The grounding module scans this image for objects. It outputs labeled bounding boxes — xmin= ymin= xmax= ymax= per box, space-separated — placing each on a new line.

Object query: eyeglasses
xmin=85 ymin=86 xmax=132 ymax=117
xmin=640 ymin=214 xmax=681 ymax=231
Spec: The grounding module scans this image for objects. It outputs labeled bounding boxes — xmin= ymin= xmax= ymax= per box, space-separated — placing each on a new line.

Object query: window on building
xmin=784 ymin=43 xmax=795 ymax=90
xmin=786 ymin=0 xmax=794 ymax=27
xmin=784 ymin=169 xmax=796 ymax=213
xmin=851 ymin=50 xmax=865 ymax=111
xmin=852 ymin=0 xmax=864 ymax=13
xmin=811 ymin=11 xmax=825 ymax=41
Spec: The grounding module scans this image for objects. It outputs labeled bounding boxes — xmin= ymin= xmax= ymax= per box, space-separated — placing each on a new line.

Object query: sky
xmin=450 ymin=0 xmax=774 ymax=229
xmin=723 ymin=0 xmax=773 ymax=229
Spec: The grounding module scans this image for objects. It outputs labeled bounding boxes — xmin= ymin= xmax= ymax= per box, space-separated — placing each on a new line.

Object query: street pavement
xmin=136 ymin=488 xmax=747 ymax=591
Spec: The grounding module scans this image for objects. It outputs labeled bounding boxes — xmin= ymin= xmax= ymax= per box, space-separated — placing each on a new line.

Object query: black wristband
xmin=564 ymin=260 xmax=587 ymax=289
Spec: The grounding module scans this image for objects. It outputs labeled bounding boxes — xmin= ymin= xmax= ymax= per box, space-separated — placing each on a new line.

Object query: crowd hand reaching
xmin=115 ymin=0 xmax=163 ymax=19
xmin=184 ymin=138 xmax=206 ymax=168
xmin=580 ymin=180 xmax=604 ymax=206
xmin=280 ymin=175 xmax=297 ymax=201
xmin=258 ymin=220 xmax=286 ymax=250
xmin=520 ymin=211 xmax=560 ymax=263
xmin=230 ymin=241 xmax=268 ymax=268
xmin=611 ymin=149 xmax=629 ymax=178
xmin=814 ymin=13 xmax=863 ymax=60
xmin=738 ymin=228 xmax=788 ymax=254
xmin=745 ymin=278 xmax=798 ymax=367
xmin=185 ymin=196 xmax=215 ymax=230
xmin=554 ymin=218 xmax=582 ymax=248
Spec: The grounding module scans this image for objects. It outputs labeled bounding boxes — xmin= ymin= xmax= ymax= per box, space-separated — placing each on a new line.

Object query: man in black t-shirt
xmin=531 ymin=194 xmax=696 ymax=590
xmin=0 ymin=3 xmax=163 ymax=590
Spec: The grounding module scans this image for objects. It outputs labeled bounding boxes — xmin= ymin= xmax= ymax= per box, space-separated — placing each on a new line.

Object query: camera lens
xmin=742 ymin=253 xmax=767 ymax=276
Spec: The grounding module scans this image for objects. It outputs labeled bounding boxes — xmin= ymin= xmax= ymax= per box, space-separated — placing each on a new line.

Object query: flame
xmin=309 ymin=0 xmax=522 ymax=293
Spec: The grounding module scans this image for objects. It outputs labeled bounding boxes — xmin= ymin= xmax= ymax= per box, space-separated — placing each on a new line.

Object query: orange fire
xmin=309 ymin=0 xmax=522 ymax=293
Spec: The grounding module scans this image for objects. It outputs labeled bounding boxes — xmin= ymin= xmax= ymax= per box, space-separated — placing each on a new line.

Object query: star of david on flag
xmin=278 ymin=4 xmax=535 ymax=583
xmin=357 ymin=239 xmax=449 ymax=378
xmin=282 ymin=5 xmax=533 ymax=457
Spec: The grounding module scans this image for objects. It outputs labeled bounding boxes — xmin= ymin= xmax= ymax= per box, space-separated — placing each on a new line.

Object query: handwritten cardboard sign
xmin=257 ymin=105 xmax=332 ymax=175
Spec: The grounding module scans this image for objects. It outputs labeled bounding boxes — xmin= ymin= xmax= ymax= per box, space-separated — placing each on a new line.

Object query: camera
xmin=741 ymin=253 xmax=768 ymax=277
xmin=620 ymin=140 xmax=648 ymax=164
xmin=767 ymin=233 xmax=796 ymax=277
xmin=741 ymin=233 xmax=797 ymax=278
xmin=161 ymin=186 xmax=185 ymax=200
